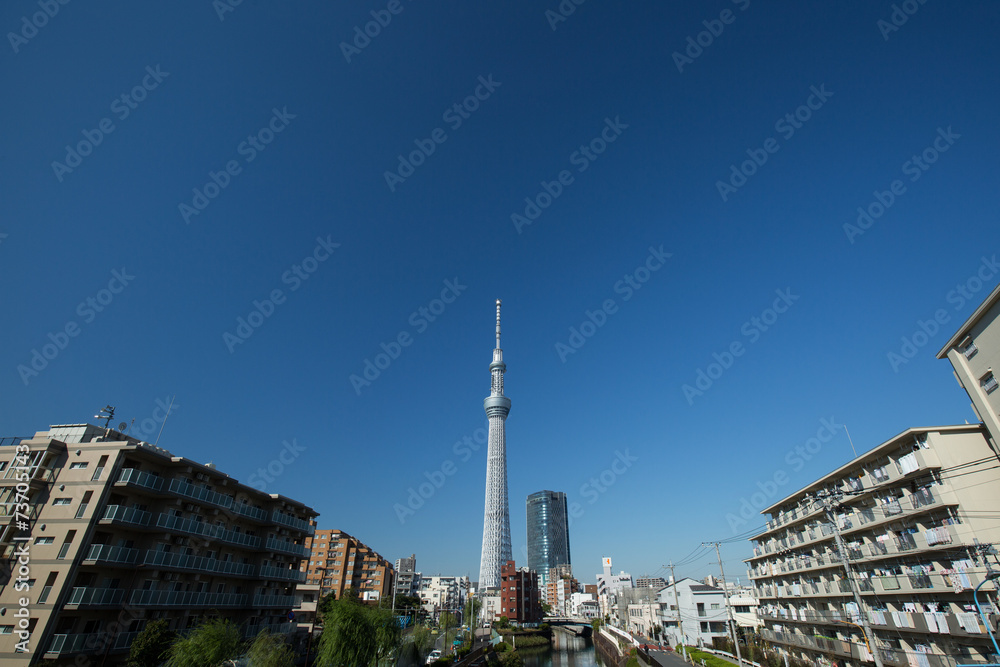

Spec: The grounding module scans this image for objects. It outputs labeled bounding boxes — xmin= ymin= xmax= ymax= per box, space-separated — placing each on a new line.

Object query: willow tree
xmin=316 ymin=594 xmax=401 ymax=667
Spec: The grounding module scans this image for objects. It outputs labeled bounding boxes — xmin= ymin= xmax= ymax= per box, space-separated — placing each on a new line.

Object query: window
xmin=34 ymin=537 xmax=54 ymax=545
xmin=0 ymin=626 xmax=12 ymax=634
xmin=91 ymin=455 xmax=108 ymax=480
xmin=58 ymin=531 xmax=76 ymax=560
xmin=53 ymin=498 xmax=72 ymax=506
xmin=711 ymin=603 xmax=720 ymax=610
xmin=76 ymin=491 xmax=93 ymax=519
xmin=981 ymin=372 xmax=998 ymax=394
xmin=70 ymin=462 xmax=88 ymax=470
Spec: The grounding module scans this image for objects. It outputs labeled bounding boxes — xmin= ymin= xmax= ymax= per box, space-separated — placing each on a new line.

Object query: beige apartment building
xmin=747 ymin=424 xmax=1000 ymax=667
xmin=0 ymin=423 xmax=316 ymax=666
xmin=938 ymin=281 xmax=1000 ymax=454
xmin=300 ymin=528 xmax=394 ymax=603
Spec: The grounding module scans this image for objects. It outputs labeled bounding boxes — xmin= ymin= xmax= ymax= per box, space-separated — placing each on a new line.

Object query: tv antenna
xmin=94 ymin=405 xmax=115 ymax=429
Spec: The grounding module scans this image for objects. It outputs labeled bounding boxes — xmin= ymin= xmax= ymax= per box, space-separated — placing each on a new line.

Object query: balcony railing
xmin=168 ymin=478 xmax=233 ymax=510
xmin=233 ymin=501 xmax=268 ymax=522
xmin=895 ymin=533 xmax=917 ymax=551
xmin=271 ymin=510 xmax=314 ymax=533
xmin=46 ymin=631 xmax=137 ymax=655
xmin=266 ymin=537 xmax=309 ymax=557
xmin=143 ymin=549 xmax=257 ymax=577
xmin=83 ymin=544 xmax=139 ymax=565
xmin=101 ymin=505 xmax=152 ymax=527
xmin=67 ymin=587 xmax=126 ymax=606
xmin=243 ymin=622 xmax=295 ymax=638
xmin=253 ymin=594 xmax=298 ymax=608
xmin=115 ymin=468 xmax=164 ymax=492
xmin=130 ymin=589 xmax=249 ymax=607
xmin=154 ymin=513 xmax=261 ymax=549
xmin=260 ymin=564 xmax=307 ymax=582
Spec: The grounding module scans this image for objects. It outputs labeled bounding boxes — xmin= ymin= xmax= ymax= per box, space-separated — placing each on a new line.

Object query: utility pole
xmin=706 ymin=542 xmax=743 ymax=667
xmin=813 ymin=492 xmax=885 ymax=667
xmin=668 ymin=563 xmax=689 ymax=663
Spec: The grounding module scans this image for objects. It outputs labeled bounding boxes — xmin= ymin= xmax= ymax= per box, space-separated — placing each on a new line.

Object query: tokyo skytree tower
xmin=479 ymin=299 xmax=513 ymax=589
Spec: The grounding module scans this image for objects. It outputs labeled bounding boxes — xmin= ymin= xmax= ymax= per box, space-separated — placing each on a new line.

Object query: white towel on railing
xmin=923 ymin=612 xmax=938 ymax=632
xmin=957 ymin=613 xmax=981 ymax=633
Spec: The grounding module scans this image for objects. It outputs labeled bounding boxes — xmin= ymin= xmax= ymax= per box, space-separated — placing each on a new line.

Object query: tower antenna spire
xmin=495 ymin=299 xmax=502 ymax=349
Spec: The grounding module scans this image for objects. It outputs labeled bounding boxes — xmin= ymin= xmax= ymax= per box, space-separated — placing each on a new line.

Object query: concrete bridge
xmin=547 ymin=617 xmax=593 ymax=637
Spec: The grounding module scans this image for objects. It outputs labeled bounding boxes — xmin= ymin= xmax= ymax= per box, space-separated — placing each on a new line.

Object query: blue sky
xmin=2 ymin=1 xmax=999 ymax=585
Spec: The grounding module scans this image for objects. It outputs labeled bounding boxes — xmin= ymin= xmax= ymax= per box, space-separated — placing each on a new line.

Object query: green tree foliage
xmin=464 ymin=597 xmax=482 ymax=626
xmin=316 ymin=592 xmax=402 ymax=667
xmin=165 ymin=618 xmax=242 ymax=667
xmin=540 ymin=602 xmax=553 ymax=616
xmin=499 ymin=650 xmax=524 ymax=667
xmin=246 ymin=630 xmax=295 ymax=667
xmin=439 ymin=611 xmax=458 ymax=630
xmin=128 ymin=619 xmax=176 ymax=667
xmin=412 ymin=625 xmax=433 ymax=654
xmin=494 ymin=616 xmax=510 ymax=629
xmin=591 ymin=618 xmax=602 ymax=633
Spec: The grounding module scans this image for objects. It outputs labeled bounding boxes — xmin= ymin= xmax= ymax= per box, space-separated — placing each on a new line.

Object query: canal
xmin=520 ymin=631 xmax=603 ymax=667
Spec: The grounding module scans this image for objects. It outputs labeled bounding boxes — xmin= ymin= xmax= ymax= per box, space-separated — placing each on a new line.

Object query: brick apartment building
xmin=300 ymin=528 xmax=394 ymax=602
xmin=500 ymin=560 xmax=542 ymax=625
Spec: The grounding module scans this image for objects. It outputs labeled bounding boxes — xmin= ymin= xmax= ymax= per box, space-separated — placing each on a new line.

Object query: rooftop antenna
xmin=843 ymin=423 xmax=859 ymax=459
xmin=94 ymin=405 xmax=115 ymax=429
xmin=154 ymin=395 xmax=175 ymax=446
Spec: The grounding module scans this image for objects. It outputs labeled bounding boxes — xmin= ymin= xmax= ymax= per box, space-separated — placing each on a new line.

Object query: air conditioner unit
xmin=196 ymin=473 xmax=209 ymax=482
xmin=184 ymin=504 xmax=196 ymax=512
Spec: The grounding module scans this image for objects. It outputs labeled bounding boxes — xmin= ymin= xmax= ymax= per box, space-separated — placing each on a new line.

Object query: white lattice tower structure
xmin=479 ymin=299 xmax=513 ymax=589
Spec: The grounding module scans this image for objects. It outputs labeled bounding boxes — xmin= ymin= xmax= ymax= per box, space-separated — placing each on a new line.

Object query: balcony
xmin=115 ymin=468 xmax=165 ymax=493
xmin=101 ymin=505 xmax=152 ymax=527
xmin=168 ymin=478 xmax=233 ymax=510
xmin=83 ymin=544 xmax=139 ymax=565
xmin=233 ymin=501 xmax=268 ymax=522
xmin=253 ymin=594 xmax=298 ymax=608
xmin=46 ymin=631 xmax=137 ymax=655
xmin=143 ymin=549 xmax=257 ymax=577
xmin=271 ymin=510 xmax=314 ymax=534
xmin=260 ymin=564 xmax=307 ymax=583
xmin=129 ymin=589 xmax=249 ymax=607
xmin=266 ymin=536 xmax=309 ymax=557
xmin=66 ymin=587 xmax=126 ymax=607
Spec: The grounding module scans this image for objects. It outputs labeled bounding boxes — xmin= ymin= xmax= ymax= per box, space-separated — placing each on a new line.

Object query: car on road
xmin=426 ymin=650 xmax=442 ymax=665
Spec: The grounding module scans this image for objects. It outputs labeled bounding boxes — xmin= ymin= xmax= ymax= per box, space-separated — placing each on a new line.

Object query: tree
xmin=128 ymin=619 xmax=176 ymax=667
xmin=165 ymin=618 xmax=242 ymax=667
xmin=591 ymin=618 xmax=602 ymax=634
xmin=464 ymin=597 xmax=482 ymax=626
xmin=316 ymin=591 xmax=402 ymax=667
xmin=540 ymin=602 xmax=553 ymax=616
xmin=494 ymin=616 xmax=510 ymax=630
xmin=412 ymin=625 xmax=433 ymax=654
xmin=246 ymin=630 xmax=295 ymax=667
xmin=439 ymin=611 xmax=459 ymax=630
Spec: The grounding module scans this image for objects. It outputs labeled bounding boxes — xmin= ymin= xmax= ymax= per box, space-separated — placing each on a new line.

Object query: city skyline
xmin=2 ymin=2 xmax=999 ymax=585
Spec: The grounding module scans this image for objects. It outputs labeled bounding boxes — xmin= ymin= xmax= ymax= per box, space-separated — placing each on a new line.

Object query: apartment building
xmin=545 ymin=566 xmax=579 ymax=616
xmin=0 ymin=423 xmax=316 ymax=666
xmin=747 ymin=424 xmax=1000 ymax=667
xmin=419 ymin=575 xmax=468 ymax=622
xmin=500 ymin=560 xmax=542 ymax=625
xmin=636 ymin=576 xmax=667 ymax=589
xmin=300 ymin=529 xmax=394 ymax=602
xmin=656 ymin=578 xmax=729 ymax=647
xmin=395 ymin=553 xmax=420 ymax=598
xmin=938 ymin=281 xmax=1000 ymax=453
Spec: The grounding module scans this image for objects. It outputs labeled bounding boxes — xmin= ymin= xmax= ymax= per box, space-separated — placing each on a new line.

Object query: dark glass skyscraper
xmin=526 ymin=490 xmax=570 ymax=586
